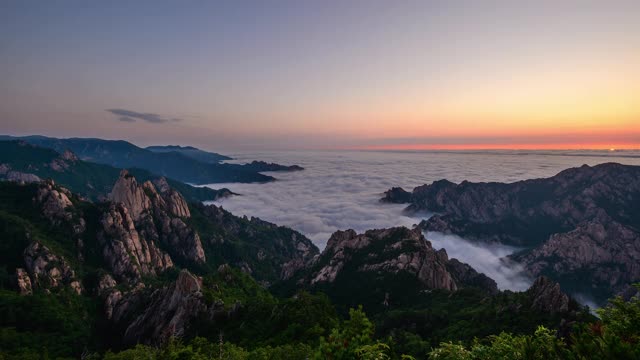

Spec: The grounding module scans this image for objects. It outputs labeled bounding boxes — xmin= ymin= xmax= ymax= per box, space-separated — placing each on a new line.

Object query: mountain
xmin=286 ymin=227 xmax=498 ymax=312
xmin=382 ymin=162 xmax=640 ymax=303
xmin=0 ymin=135 xmax=298 ymax=184
xmin=0 ymin=171 xmax=318 ymax=348
xmin=0 ymin=140 xmax=232 ymax=202
xmin=0 ymin=172 xmax=600 ymax=359
xmin=146 ymin=145 xmax=231 ymax=164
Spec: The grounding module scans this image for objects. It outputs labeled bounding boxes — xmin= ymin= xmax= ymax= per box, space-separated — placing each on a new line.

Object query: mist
xmin=205 ymin=149 xmax=640 ymax=292
xmin=425 ymin=231 xmax=532 ymax=291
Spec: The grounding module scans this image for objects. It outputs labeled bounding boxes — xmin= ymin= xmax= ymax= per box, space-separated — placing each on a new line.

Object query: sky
xmin=1 ymin=1 xmax=639 ymax=151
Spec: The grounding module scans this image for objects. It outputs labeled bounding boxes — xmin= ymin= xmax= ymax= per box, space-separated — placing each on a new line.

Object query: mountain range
xmin=0 ymin=140 xmax=637 ymax=359
xmin=0 ymin=136 xmax=303 ymax=184
xmin=382 ymin=163 xmax=640 ymax=303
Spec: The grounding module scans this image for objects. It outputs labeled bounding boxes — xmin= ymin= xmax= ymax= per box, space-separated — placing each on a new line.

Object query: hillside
xmin=0 ymin=136 xmax=284 ymax=184
xmin=382 ymin=163 xmax=640 ymax=303
xmin=146 ymin=145 xmax=231 ymax=164
xmin=0 ymin=140 xmax=231 ymax=202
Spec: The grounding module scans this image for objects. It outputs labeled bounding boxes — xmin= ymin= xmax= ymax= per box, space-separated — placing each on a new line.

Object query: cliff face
xmin=310 ymin=227 xmax=457 ymax=290
xmin=382 ymin=163 xmax=640 ymax=301
xmin=111 ymin=270 xmax=207 ymax=346
xmin=106 ymin=170 xmax=205 ymax=269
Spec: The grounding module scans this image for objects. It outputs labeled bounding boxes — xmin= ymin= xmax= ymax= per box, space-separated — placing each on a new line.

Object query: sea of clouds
xmin=205 ymin=149 xmax=640 ymax=291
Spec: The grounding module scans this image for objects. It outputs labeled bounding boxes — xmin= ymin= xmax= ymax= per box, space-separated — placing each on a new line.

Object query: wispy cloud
xmin=106 ymin=109 xmax=183 ymax=124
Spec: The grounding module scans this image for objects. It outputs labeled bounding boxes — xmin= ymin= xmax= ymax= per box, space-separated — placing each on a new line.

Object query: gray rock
xmin=528 ymin=276 xmax=570 ymax=313
xmin=15 ymin=268 xmax=33 ymax=295
xmin=23 ymin=241 xmax=82 ymax=294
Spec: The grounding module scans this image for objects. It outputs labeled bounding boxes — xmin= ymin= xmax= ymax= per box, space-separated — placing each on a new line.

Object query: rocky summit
xmin=291 ymin=227 xmax=498 ymax=311
xmin=383 ymin=163 xmax=640 ymax=302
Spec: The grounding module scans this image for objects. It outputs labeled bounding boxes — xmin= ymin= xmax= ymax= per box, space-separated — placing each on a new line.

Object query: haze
xmin=1 ymin=1 xmax=639 ymax=150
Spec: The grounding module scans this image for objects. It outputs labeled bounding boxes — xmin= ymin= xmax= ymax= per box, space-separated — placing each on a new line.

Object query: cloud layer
xmin=204 ymin=149 xmax=640 ymax=291
xmin=106 ymin=109 xmax=183 ymax=124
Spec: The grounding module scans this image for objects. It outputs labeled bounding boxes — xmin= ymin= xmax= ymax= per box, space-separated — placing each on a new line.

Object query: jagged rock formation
xmin=23 ymin=242 xmax=82 ymax=294
xmin=106 ymin=170 xmax=205 ymax=267
xmin=383 ymin=163 xmax=640 ymax=301
xmin=99 ymin=203 xmax=174 ymax=283
xmin=304 ymin=227 xmax=496 ymax=293
xmin=446 ymin=257 xmax=499 ymax=295
xmin=35 ymin=180 xmax=74 ymax=224
xmin=528 ymin=276 xmax=570 ymax=313
xmin=109 ymin=170 xmax=152 ymax=221
xmin=512 ymin=212 xmax=640 ymax=298
xmin=380 ymin=187 xmax=412 ymax=204
xmin=111 ymin=270 xmax=206 ymax=346
xmin=15 ymin=268 xmax=33 ymax=295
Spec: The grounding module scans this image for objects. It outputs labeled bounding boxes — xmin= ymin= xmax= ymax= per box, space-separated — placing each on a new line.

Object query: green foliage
xmin=0 ymin=140 xmax=226 ymax=202
xmin=0 ymin=289 xmax=98 ymax=359
xmin=427 ymin=288 xmax=640 ymax=360
xmin=187 ymin=203 xmax=317 ymax=284
xmin=315 ymin=306 xmax=378 ymax=359
xmin=596 ymin=285 xmax=640 ymax=342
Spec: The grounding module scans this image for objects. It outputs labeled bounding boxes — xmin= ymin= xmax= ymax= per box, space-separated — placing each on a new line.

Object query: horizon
xmin=1 ymin=1 xmax=639 ymax=150
xmin=2 ymin=133 xmax=640 ymax=153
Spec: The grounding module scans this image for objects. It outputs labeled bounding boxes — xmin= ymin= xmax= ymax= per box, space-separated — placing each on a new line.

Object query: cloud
xmin=426 ymin=231 xmax=531 ymax=291
xmin=202 ymin=150 xmax=639 ymax=293
xmin=106 ymin=109 xmax=184 ymax=124
xmin=117 ymin=116 xmax=136 ymax=123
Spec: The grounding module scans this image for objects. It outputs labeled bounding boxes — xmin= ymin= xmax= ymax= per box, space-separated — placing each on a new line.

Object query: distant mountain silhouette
xmin=0 ymin=135 xmax=286 ymax=184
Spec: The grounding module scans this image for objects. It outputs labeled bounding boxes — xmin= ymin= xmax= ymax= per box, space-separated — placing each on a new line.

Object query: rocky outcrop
xmin=105 ymin=171 xmax=205 ymax=270
xmin=512 ymin=212 xmax=640 ymax=297
xmin=15 ymin=268 xmax=33 ymax=295
xmin=446 ymin=257 xmax=499 ymax=294
xmin=383 ymin=163 xmax=640 ymax=301
xmin=5 ymin=171 xmax=42 ymax=183
xmin=528 ymin=276 xmax=570 ymax=313
xmin=23 ymin=242 xmax=82 ymax=294
xmin=309 ymin=227 xmax=459 ymax=291
xmin=49 ymin=150 xmax=79 ymax=172
xmin=109 ymin=170 xmax=152 ymax=221
xmin=99 ymin=203 xmax=174 ymax=283
xmin=35 ymin=180 xmax=74 ymax=224
xmin=112 ymin=270 xmax=206 ymax=346
xmin=0 ymin=163 xmax=41 ymax=183
xmin=381 ymin=187 xmax=412 ymax=204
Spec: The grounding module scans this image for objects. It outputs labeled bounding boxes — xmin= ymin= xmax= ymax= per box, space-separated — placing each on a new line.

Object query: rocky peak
xmin=528 ymin=276 xmax=570 ymax=313
xmin=35 ymin=180 xmax=74 ymax=224
xmin=151 ymin=179 xmax=191 ymax=218
xmin=23 ymin=241 xmax=82 ymax=295
xmin=99 ymin=203 xmax=174 ymax=283
xmin=385 ymin=163 xmax=640 ymax=301
xmin=446 ymin=258 xmax=499 ymax=294
xmin=104 ymin=171 xmax=204 ymax=275
xmin=310 ymin=227 xmax=457 ymax=291
xmin=380 ymin=187 xmax=412 ymax=204
xmin=60 ymin=149 xmax=79 ymax=162
xmin=109 ymin=170 xmax=152 ymax=221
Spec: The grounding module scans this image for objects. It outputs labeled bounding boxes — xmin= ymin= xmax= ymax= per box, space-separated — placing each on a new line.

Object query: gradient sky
xmin=1 ymin=1 xmax=639 ymax=150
